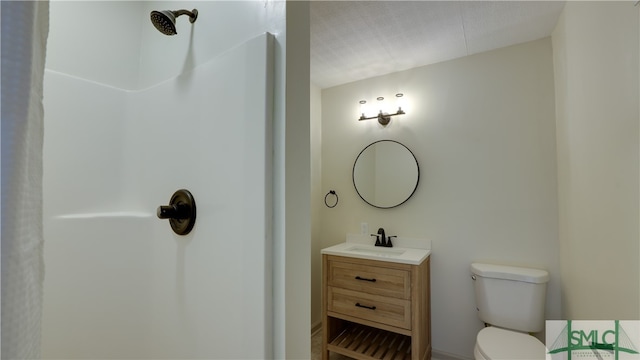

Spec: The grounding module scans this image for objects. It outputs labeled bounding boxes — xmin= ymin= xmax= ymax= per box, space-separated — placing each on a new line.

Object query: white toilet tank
xmin=471 ymin=263 xmax=549 ymax=333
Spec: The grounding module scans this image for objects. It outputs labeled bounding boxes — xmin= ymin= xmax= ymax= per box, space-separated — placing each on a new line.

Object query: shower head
xmin=150 ymin=9 xmax=198 ymax=36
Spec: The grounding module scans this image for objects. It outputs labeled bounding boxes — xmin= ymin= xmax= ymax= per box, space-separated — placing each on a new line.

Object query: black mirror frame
xmin=352 ymin=140 xmax=420 ymax=209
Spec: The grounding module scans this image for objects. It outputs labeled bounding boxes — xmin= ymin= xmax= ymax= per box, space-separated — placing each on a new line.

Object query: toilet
xmin=471 ymin=263 xmax=549 ymax=360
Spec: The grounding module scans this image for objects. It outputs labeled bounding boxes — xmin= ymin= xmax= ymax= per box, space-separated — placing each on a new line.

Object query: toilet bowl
xmin=474 ymin=326 xmax=546 ymax=360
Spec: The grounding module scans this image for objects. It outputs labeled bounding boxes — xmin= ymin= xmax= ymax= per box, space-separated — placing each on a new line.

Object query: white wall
xmin=311 ymin=82 xmax=323 ymax=330
xmin=552 ymin=1 xmax=639 ymax=320
xmin=318 ymin=38 xmax=561 ymax=359
xmin=43 ymin=32 xmax=276 ymax=359
xmin=137 ymin=1 xmax=287 ymax=89
xmin=272 ymin=2 xmax=311 ymax=358
xmin=46 ymin=0 xmax=288 ymax=91
xmin=46 ymin=1 xmax=144 ymax=90
xmin=43 ymin=71 xmax=130 ymax=214
xmin=43 ymin=1 xmax=312 ymax=358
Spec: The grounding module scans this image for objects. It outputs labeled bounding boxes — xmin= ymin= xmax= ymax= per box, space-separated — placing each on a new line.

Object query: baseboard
xmin=311 ymin=321 xmax=322 ymax=336
xmin=432 ymin=349 xmax=472 ymax=360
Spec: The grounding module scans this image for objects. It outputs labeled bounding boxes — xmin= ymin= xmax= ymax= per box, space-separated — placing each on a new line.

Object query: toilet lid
xmin=477 ymin=327 xmax=547 ymax=360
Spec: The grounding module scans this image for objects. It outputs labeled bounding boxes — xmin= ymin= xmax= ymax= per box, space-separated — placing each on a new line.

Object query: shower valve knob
xmin=157 ymin=189 xmax=196 ymax=235
xmin=157 ymin=205 xmax=174 ymax=219
xmin=157 ymin=204 xmax=189 ymax=219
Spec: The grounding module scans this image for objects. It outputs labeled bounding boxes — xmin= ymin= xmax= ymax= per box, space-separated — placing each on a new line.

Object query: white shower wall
xmin=43 ymin=32 xmax=274 ymax=359
xmin=45 ymin=1 xmax=144 ymax=90
xmin=42 ymin=1 xmax=286 ymax=358
xmin=45 ymin=1 xmax=287 ymax=91
xmin=43 ymin=71 xmax=130 ymax=214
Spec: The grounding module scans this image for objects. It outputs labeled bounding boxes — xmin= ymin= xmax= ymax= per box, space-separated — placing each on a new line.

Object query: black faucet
xmin=372 ymin=228 xmax=391 ymax=247
xmin=377 ymin=228 xmax=386 ymax=247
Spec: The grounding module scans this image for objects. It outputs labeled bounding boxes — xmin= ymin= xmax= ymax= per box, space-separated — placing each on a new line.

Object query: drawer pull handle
xmin=355 ymin=276 xmax=376 ymax=282
xmin=355 ymin=303 xmax=376 ymax=310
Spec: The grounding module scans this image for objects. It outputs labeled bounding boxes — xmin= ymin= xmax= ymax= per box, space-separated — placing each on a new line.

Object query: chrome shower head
xmin=150 ymin=9 xmax=198 ymax=36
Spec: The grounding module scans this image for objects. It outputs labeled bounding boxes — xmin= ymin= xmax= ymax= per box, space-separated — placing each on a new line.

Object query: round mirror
xmin=353 ymin=140 xmax=419 ymax=209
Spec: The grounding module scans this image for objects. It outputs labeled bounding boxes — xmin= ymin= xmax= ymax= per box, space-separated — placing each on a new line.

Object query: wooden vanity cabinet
xmin=322 ymin=254 xmax=431 ymax=360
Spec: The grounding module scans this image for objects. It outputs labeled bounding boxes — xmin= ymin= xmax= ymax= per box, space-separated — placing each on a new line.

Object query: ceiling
xmin=310 ymin=1 xmax=566 ymax=89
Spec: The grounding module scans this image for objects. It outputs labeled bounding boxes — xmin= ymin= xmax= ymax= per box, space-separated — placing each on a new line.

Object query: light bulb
xmin=395 ymin=93 xmax=405 ymax=114
xmin=359 ymin=100 xmax=367 ymax=119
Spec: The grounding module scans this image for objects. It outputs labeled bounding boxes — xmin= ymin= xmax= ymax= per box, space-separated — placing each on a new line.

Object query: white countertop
xmin=321 ymin=234 xmax=431 ymax=265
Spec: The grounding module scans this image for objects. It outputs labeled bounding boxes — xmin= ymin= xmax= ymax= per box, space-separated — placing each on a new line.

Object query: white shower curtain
xmin=1 ymin=1 xmax=49 ymax=358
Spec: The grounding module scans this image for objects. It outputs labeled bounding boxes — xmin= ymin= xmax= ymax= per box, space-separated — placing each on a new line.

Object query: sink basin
xmin=342 ymin=245 xmax=406 ymax=258
xmin=321 ymin=241 xmax=430 ymax=265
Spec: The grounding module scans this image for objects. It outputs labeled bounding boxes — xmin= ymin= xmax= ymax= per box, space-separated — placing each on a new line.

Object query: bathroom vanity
xmin=321 ymin=241 xmax=431 ymax=360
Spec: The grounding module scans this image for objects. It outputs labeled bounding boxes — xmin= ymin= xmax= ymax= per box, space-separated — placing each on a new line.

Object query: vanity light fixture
xmin=358 ymin=93 xmax=406 ymax=126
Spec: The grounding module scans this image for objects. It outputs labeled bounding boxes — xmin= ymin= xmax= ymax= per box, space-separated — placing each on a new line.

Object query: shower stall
xmin=40 ymin=1 xmax=309 ymax=358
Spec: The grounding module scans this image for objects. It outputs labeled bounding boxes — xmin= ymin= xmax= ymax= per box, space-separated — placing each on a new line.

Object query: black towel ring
xmin=324 ymin=190 xmax=338 ymax=208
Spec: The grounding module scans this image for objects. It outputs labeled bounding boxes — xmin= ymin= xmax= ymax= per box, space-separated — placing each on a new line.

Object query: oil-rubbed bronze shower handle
xmin=157 ymin=189 xmax=196 ymax=235
xmin=157 ymin=203 xmax=190 ymax=219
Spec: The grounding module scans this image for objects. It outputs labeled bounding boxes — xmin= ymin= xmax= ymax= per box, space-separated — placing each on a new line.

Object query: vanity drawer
xmin=327 ymin=257 xmax=411 ymax=300
xmin=327 ymin=286 xmax=411 ymax=330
